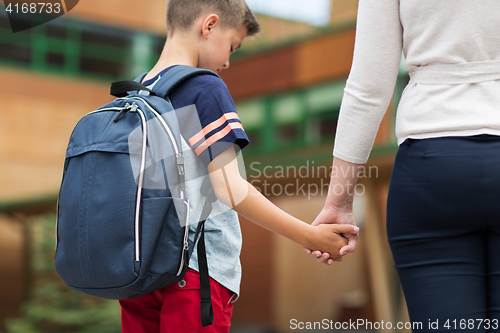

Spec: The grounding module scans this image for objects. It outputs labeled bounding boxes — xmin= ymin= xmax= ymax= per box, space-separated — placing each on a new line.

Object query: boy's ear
xmin=202 ymin=14 xmax=219 ymax=38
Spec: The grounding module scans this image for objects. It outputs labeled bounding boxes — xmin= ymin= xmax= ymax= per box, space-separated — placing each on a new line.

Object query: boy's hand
xmin=305 ymin=223 xmax=359 ymax=262
xmin=304 ymin=204 xmax=358 ymax=265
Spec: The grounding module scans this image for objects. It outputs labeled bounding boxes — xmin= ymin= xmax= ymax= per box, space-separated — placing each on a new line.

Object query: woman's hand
xmin=304 ymin=157 xmax=362 ymax=265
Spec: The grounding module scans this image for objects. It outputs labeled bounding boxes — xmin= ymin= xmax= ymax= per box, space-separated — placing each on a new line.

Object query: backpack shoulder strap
xmin=153 ymin=68 xmax=219 ymax=327
xmin=193 ymin=177 xmax=218 ymax=327
xmin=111 ymin=67 xmax=219 ymax=98
xmin=151 ymin=65 xmax=220 ymax=99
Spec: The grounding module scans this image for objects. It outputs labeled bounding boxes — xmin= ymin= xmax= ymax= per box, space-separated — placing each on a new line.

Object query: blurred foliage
xmin=5 ymin=214 xmax=121 ymax=333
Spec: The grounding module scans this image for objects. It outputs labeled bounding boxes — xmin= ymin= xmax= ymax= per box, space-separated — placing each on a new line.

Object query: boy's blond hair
xmin=166 ymin=0 xmax=260 ymax=37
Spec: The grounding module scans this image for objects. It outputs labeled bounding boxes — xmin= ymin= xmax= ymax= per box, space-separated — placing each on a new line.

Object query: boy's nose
xmin=223 ymin=60 xmax=230 ymax=69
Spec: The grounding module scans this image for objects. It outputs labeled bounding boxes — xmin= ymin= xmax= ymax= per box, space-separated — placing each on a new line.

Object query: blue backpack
xmin=55 ymin=66 xmax=218 ymax=326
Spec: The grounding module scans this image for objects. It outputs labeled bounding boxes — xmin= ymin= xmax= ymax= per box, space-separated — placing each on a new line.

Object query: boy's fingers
xmin=330 ymin=224 xmax=359 ymax=234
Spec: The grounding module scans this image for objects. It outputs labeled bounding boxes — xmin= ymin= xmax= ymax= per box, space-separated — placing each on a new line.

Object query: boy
xmin=119 ymin=1 xmax=359 ymax=332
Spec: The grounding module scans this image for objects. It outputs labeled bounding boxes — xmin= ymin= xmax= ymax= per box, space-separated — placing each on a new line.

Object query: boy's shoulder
xmin=167 ymin=66 xmax=235 ymax=108
xmin=176 ymin=68 xmax=229 ymax=94
xmin=143 ymin=66 xmax=229 ymax=93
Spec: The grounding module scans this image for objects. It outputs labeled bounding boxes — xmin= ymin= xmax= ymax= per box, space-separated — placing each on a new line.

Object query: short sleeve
xmin=169 ymin=74 xmax=249 ymax=166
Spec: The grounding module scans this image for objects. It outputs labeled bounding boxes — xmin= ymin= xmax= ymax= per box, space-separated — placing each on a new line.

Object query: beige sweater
xmin=333 ymin=0 xmax=500 ymax=164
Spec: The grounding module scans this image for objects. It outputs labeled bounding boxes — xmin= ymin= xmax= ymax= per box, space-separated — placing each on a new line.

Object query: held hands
xmin=303 ymin=157 xmax=361 ymax=265
xmin=304 ymin=221 xmax=359 ymax=263
xmin=304 ymin=204 xmax=358 ymax=265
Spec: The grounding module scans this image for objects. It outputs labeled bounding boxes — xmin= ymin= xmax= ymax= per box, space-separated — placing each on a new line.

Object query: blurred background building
xmin=0 ymin=0 xmax=411 ymax=332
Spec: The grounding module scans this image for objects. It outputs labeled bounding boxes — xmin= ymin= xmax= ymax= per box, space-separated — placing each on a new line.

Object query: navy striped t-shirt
xmin=142 ymin=65 xmax=249 ymax=166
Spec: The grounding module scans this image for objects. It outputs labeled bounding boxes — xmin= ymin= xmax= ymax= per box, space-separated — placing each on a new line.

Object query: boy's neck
xmin=143 ymin=32 xmax=199 ymax=82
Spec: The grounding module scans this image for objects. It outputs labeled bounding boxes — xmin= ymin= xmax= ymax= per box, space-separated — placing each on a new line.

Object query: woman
xmin=307 ymin=0 xmax=500 ymax=330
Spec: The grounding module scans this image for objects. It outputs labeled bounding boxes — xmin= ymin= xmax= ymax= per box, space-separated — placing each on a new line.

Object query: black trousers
xmin=387 ymin=135 xmax=500 ymax=332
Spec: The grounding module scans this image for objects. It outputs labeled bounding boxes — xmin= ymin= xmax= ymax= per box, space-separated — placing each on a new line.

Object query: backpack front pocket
xmin=140 ymin=197 xmax=189 ymax=277
xmin=56 ymin=151 xmax=138 ymax=289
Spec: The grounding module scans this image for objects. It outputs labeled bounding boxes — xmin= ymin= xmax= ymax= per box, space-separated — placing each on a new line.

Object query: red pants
xmin=120 ymin=269 xmax=235 ymax=333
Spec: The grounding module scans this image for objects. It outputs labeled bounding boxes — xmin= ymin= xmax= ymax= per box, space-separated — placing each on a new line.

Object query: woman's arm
xmin=307 ymin=0 xmax=403 ymax=264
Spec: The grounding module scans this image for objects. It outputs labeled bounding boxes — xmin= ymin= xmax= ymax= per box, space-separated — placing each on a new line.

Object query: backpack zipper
xmin=131 ymin=104 xmax=148 ymax=262
xmin=177 ymin=199 xmax=191 ymax=276
xmin=94 ymin=98 xmax=190 ymax=272
xmin=117 ymin=96 xmax=191 ymax=275
xmin=86 ymin=106 xmax=125 ymax=116
xmin=115 ymin=97 xmax=181 ymax=156
xmin=80 ymin=103 xmax=148 ymax=263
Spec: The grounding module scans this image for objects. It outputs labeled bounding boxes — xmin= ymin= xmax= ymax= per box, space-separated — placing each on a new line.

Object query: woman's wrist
xmin=326 ymin=156 xmax=362 ymax=209
xmin=325 ymin=192 xmax=354 ymax=212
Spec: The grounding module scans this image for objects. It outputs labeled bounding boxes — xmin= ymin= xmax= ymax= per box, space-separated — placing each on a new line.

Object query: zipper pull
xmin=183 ymin=241 xmax=189 ymax=251
xmin=113 ymin=102 xmax=139 ymax=122
xmin=129 ymin=103 xmax=138 ymax=112
xmin=113 ymin=102 xmax=131 ymax=122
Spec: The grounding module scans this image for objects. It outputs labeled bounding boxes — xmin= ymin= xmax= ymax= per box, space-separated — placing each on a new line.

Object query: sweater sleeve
xmin=333 ymin=0 xmax=403 ymax=164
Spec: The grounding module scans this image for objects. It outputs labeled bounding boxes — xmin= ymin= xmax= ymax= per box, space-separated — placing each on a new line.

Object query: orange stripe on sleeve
xmin=194 ymin=122 xmax=244 ymax=156
xmin=188 ymin=112 xmax=240 ymax=146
